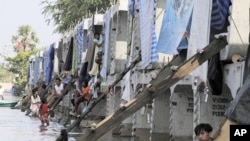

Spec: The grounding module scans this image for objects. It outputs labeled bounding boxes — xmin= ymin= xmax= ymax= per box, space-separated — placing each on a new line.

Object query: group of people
xmin=24 ymin=75 xmax=92 ymax=127
xmin=28 ymin=76 xmax=214 ymax=141
xmin=26 ymin=86 xmax=49 ymax=127
xmin=25 ymin=77 xmax=65 ymax=127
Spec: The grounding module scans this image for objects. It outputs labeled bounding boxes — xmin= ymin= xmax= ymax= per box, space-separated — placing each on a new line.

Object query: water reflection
xmin=0 ymin=107 xmax=75 ymax=141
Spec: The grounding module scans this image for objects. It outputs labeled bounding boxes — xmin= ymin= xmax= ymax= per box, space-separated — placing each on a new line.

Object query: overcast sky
xmin=0 ymin=0 xmax=60 ymax=61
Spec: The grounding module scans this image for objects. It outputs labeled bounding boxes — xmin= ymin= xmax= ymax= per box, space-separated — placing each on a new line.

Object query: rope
xmin=229 ymin=15 xmax=245 ymax=45
xmin=149 ymin=99 xmax=155 ymax=141
xmin=192 ymin=77 xmax=200 ymax=141
xmin=169 ymin=88 xmax=174 ymax=141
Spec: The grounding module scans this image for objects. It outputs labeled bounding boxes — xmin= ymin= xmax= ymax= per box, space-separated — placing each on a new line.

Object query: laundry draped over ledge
xmin=156 ymin=0 xmax=193 ymax=55
xmin=100 ymin=11 xmax=111 ymax=80
xmin=43 ymin=43 xmax=54 ymax=86
xmin=138 ymin=0 xmax=158 ymax=68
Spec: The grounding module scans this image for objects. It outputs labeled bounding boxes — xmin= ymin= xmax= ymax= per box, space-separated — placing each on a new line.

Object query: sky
xmin=0 ymin=0 xmax=60 ymax=61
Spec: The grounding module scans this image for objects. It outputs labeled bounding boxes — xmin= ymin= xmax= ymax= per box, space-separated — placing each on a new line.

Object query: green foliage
xmin=5 ymin=25 xmax=39 ymax=92
xmin=41 ymin=0 xmax=111 ymax=33
xmin=0 ymin=66 xmax=15 ymax=83
xmin=6 ymin=50 xmax=37 ymax=89
xmin=11 ymin=25 xmax=39 ymax=52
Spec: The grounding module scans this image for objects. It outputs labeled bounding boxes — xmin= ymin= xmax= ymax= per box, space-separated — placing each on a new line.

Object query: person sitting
xmin=48 ymin=78 xmax=64 ymax=108
xmin=70 ymin=89 xmax=80 ymax=110
xmin=38 ymin=83 xmax=47 ymax=100
xmin=39 ymin=98 xmax=49 ymax=127
xmin=29 ymin=87 xmax=41 ymax=117
xmin=71 ymin=80 xmax=90 ymax=116
xmin=194 ymin=123 xmax=213 ymax=141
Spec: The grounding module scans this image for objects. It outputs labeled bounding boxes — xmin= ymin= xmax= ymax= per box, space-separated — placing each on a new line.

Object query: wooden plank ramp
xmin=76 ymin=37 xmax=227 ymax=141
xmin=66 ymin=57 xmax=141 ymax=132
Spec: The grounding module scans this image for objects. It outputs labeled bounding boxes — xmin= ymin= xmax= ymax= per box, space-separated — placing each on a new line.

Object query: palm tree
xmin=11 ymin=25 xmax=39 ymax=52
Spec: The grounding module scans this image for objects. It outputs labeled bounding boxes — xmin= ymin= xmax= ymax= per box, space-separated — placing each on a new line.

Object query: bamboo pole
xmin=66 ymin=56 xmax=141 ymax=132
xmin=77 ymin=37 xmax=227 ymax=141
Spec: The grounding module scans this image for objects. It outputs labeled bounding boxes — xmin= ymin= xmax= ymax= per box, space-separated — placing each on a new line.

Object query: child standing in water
xmin=39 ymin=99 xmax=49 ymax=127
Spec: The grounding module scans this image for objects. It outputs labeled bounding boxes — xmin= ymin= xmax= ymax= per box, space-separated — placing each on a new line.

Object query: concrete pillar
xmin=170 ymin=84 xmax=193 ymax=141
xmin=151 ymin=89 xmax=170 ymax=141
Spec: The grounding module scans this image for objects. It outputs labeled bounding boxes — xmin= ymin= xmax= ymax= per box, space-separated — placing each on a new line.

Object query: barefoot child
xmin=39 ymin=99 xmax=49 ymax=127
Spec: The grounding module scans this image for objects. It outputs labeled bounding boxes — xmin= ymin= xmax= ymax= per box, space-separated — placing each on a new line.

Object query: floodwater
xmin=0 ymin=93 xmax=76 ymax=141
xmin=0 ymin=93 xmax=133 ymax=141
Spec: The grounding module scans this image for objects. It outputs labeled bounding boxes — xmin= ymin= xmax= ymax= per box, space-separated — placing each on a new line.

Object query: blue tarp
xmin=157 ymin=0 xmax=193 ymax=54
xmin=43 ymin=44 xmax=54 ymax=85
xmin=77 ymin=22 xmax=84 ymax=65
xmin=100 ymin=11 xmax=111 ymax=80
xmin=177 ymin=16 xmax=192 ymax=52
xmin=128 ymin=0 xmax=135 ymax=18
xmin=33 ymin=56 xmax=39 ymax=84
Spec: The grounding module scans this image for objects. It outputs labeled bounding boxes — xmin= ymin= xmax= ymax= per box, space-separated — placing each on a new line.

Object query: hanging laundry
xmin=207 ymin=53 xmax=223 ymax=95
xmin=128 ymin=0 xmax=135 ymax=18
xmin=64 ymin=37 xmax=74 ymax=71
xmin=72 ymin=35 xmax=78 ymax=72
xmin=33 ymin=56 xmax=39 ymax=84
xmin=43 ymin=44 xmax=54 ymax=86
xmin=138 ymin=0 xmax=158 ymax=68
xmin=157 ymin=0 xmax=193 ymax=54
xmin=57 ymin=40 xmax=63 ymax=62
xmin=78 ymin=61 xmax=90 ymax=90
xmin=177 ymin=17 xmax=192 ymax=53
xmin=121 ymin=71 xmax=131 ymax=102
xmin=85 ymin=31 xmax=95 ymax=72
xmin=77 ymin=22 xmax=84 ymax=65
xmin=211 ymin=0 xmax=231 ymax=30
xmin=187 ymin=0 xmax=212 ymax=82
xmin=100 ymin=11 xmax=111 ymax=80
xmin=57 ymin=40 xmax=64 ymax=74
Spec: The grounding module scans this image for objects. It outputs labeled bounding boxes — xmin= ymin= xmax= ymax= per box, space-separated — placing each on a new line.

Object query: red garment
xmin=39 ymin=104 xmax=48 ymax=118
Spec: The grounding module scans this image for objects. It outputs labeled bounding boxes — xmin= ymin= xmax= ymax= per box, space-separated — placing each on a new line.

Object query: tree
xmin=11 ymin=25 xmax=39 ymax=52
xmin=5 ymin=50 xmax=37 ymax=94
xmin=41 ymin=0 xmax=112 ymax=33
xmin=5 ymin=25 xmax=39 ymax=94
xmin=0 ymin=65 xmax=15 ymax=83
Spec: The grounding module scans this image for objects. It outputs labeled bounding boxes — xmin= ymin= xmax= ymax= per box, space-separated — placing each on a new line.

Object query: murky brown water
xmin=0 ymin=93 xmax=76 ymax=141
xmin=0 ymin=94 xmax=134 ymax=141
xmin=0 ymin=107 xmax=77 ymax=141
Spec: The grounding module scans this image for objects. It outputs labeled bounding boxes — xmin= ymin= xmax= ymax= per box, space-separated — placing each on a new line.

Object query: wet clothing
xmin=39 ymin=104 xmax=49 ymax=121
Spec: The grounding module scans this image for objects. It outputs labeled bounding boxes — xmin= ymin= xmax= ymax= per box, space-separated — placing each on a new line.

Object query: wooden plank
xmin=66 ymin=56 xmax=141 ymax=132
xmin=77 ymin=37 xmax=227 ymax=141
xmin=66 ymin=54 xmax=186 ymax=132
